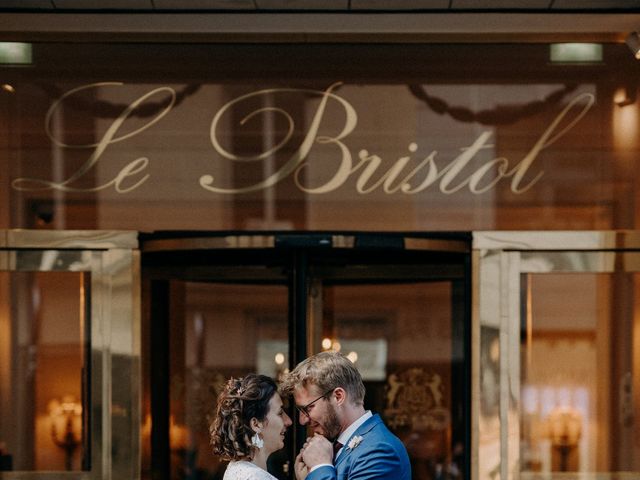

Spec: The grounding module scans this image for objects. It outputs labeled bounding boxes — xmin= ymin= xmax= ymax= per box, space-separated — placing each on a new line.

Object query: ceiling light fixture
xmin=626 ymin=32 xmax=640 ymax=60
xmin=549 ymin=43 xmax=602 ymax=63
xmin=0 ymin=42 xmax=32 ymax=64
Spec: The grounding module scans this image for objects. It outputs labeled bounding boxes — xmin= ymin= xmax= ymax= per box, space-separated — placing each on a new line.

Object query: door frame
xmin=141 ymin=230 xmax=473 ymax=480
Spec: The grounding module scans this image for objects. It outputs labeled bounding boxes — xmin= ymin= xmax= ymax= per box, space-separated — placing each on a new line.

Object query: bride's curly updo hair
xmin=210 ymin=374 xmax=278 ymax=461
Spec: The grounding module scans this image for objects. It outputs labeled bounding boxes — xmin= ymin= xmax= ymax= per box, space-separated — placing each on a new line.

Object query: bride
xmin=210 ymin=374 xmax=293 ymax=480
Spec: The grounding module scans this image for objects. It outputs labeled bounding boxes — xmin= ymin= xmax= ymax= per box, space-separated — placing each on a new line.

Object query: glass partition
xmin=311 ymin=280 xmax=466 ymax=480
xmin=0 ymin=230 xmax=139 ymax=480
xmin=474 ymin=232 xmax=640 ymax=480
xmin=165 ymin=281 xmax=289 ymax=480
xmin=520 ymin=271 xmax=638 ymax=476
xmin=0 ymin=267 xmax=89 ymax=472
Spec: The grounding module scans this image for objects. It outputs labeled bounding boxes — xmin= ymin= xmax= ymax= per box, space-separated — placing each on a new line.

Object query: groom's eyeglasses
xmin=295 ymin=388 xmax=335 ymax=418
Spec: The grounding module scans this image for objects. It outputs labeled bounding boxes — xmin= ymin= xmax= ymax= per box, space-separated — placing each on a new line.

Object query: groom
xmin=281 ymin=351 xmax=411 ymax=480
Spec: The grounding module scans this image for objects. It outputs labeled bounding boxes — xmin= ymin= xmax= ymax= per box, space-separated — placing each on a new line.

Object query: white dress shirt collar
xmin=335 ymin=410 xmax=372 ymax=458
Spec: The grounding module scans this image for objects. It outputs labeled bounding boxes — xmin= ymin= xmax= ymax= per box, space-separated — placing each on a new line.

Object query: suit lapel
xmin=334 ymin=414 xmax=382 ymax=468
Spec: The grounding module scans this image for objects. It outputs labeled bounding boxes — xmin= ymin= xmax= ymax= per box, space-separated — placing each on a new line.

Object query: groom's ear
xmin=333 ymin=387 xmax=347 ymax=406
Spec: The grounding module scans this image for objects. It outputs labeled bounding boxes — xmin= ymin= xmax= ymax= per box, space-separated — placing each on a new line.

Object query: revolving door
xmin=141 ymin=232 xmax=472 ymax=480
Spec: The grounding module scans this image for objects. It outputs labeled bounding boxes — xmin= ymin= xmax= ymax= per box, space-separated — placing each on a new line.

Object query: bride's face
xmin=260 ymin=393 xmax=292 ymax=454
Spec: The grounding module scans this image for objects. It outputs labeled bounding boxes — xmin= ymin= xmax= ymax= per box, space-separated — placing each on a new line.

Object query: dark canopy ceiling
xmin=1 ymin=0 xmax=640 ymax=12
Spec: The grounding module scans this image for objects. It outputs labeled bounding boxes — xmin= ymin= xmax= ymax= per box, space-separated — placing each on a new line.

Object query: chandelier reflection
xmin=321 ymin=337 xmax=358 ymax=363
xmin=48 ymin=395 xmax=82 ymax=471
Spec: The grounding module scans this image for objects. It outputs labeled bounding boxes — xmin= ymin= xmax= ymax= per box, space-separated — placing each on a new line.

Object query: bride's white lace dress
xmin=223 ymin=460 xmax=279 ymax=480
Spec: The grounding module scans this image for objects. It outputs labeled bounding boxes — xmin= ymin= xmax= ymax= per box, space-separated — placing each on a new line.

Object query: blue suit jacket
xmin=307 ymin=414 xmax=411 ymax=480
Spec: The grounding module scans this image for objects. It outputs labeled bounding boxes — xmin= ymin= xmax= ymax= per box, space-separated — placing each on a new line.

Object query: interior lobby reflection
xmin=520 ymin=272 xmax=640 ymax=477
xmin=0 ymin=270 xmax=88 ymax=472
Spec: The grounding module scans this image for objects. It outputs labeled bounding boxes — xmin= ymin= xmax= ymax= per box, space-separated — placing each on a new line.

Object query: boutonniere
xmin=347 ymin=435 xmax=363 ymax=450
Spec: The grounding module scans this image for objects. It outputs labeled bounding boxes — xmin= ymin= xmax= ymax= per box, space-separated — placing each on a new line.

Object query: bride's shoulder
xmin=223 ymin=460 xmax=278 ymax=480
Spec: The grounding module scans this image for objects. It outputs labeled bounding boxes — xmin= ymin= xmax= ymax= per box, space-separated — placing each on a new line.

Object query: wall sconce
xmin=48 ymin=396 xmax=82 ymax=471
xmin=547 ymin=406 xmax=582 ymax=472
xmin=614 ymin=86 xmax=637 ymax=107
xmin=169 ymin=416 xmax=188 ymax=452
xmin=626 ymin=32 xmax=640 ymax=60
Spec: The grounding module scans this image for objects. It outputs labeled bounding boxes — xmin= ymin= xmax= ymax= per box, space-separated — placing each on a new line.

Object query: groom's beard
xmin=321 ymin=402 xmax=342 ymax=443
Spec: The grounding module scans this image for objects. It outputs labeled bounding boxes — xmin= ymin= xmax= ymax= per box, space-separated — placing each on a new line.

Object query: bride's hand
xmin=294 ymin=452 xmax=309 ymax=480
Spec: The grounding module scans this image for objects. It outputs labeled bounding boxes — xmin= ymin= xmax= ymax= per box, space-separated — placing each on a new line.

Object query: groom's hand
xmin=294 ymin=452 xmax=309 ymax=480
xmin=301 ymin=434 xmax=333 ymax=468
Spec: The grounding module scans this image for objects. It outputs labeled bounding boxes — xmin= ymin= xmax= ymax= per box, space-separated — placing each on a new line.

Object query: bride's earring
xmin=251 ymin=432 xmax=264 ymax=449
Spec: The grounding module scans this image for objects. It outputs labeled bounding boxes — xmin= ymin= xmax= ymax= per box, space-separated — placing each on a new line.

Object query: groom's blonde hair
xmin=281 ymin=351 xmax=365 ymax=405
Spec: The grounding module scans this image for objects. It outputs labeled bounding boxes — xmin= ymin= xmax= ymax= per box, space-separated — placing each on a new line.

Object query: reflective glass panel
xmin=520 ymin=272 xmax=640 ymax=477
xmin=0 ymin=269 xmax=89 ymax=472
xmin=313 ymin=281 xmax=466 ymax=480
xmin=161 ymin=281 xmax=289 ymax=480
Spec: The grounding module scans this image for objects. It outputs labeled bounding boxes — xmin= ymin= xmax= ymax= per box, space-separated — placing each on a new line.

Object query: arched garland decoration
xmin=408 ymin=83 xmax=579 ymax=125
xmin=35 ymin=81 xmax=578 ymax=125
xmin=37 ymin=82 xmax=201 ymax=118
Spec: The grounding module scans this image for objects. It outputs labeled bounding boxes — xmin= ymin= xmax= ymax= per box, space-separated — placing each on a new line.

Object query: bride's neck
xmin=250 ymin=450 xmax=268 ymax=471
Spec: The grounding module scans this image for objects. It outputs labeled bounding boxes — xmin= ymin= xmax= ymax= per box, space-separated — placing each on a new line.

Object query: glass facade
xmin=1 ymin=42 xmax=639 ymax=232
xmin=1 ymin=22 xmax=640 ymax=480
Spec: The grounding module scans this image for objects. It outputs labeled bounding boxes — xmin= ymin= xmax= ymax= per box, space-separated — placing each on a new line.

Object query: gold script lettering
xmin=204 ymin=88 xmax=594 ymax=196
xmin=12 ymin=82 xmax=175 ymax=193
xmin=11 ymin=83 xmax=595 ymax=198
xmin=351 ymin=93 xmax=594 ymax=196
xmin=201 ymin=82 xmax=357 ymax=194
xmin=508 ymin=92 xmax=595 ymax=193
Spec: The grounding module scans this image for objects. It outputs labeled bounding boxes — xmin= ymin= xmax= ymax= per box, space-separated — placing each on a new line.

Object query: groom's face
xmin=294 ymin=386 xmax=342 ymax=441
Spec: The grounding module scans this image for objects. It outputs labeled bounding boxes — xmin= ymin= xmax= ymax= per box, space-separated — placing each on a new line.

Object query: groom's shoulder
xmin=365 ymin=415 xmax=407 ymax=449
xmin=367 ymin=413 xmax=396 ymax=434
